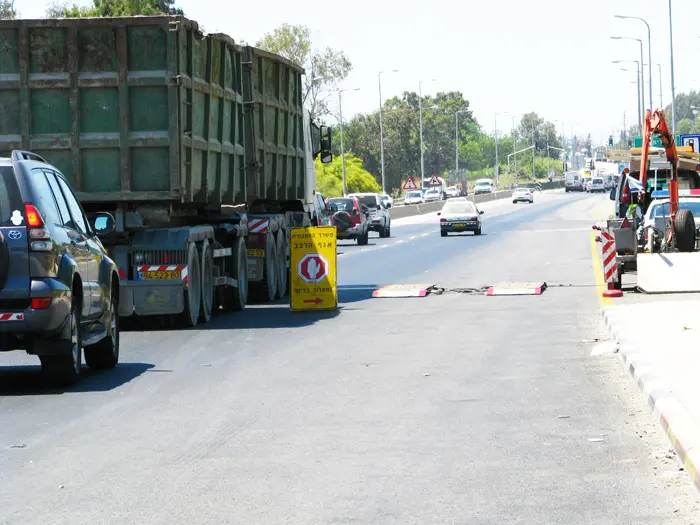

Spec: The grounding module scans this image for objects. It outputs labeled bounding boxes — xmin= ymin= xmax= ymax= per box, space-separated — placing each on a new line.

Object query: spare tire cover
xmin=332 ymin=211 xmax=353 ymax=232
xmin=0 ymin=231 xmax=9 ymax=291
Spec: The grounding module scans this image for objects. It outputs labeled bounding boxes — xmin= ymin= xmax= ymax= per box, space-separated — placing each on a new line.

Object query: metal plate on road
xmin=372 ymin=284 xmax=436 ymax=298
xmin=485 ymin=281 xmax=547 ymax=296
xmin=290 ymin=226 xmax=337 ymax=311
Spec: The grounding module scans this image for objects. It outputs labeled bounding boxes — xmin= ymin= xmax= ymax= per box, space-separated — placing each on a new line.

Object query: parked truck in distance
xmin=0 ymin=16 xmax=332 ymax=327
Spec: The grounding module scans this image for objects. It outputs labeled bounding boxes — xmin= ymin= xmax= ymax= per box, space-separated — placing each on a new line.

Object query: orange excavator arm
xmin=639 ymin=109 xmax=679 ymax=219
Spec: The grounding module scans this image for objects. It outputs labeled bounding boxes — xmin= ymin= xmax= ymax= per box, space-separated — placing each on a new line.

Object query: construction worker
xmin=626 ymin=192 xmax=643 ymax=222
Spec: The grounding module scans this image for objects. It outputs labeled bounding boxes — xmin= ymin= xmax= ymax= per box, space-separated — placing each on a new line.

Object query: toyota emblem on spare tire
xmin=7 ymin=230 xmax=21 ymax=240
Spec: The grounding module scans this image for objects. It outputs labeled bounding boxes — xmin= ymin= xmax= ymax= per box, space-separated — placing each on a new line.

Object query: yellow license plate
xmin=139 ymin=270 xmax=181 ymax=281
xmin=247 ymin=249 xmax=265 ymax=257
xmin=452 ymin=223 xmax=466 ymax=227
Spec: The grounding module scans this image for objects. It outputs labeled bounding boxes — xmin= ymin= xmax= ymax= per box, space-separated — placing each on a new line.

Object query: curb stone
xmin=602 ymin=307 xmax=700 ymax=490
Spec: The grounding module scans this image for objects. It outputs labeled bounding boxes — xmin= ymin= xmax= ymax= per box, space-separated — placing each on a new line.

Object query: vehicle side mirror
xmin=479 ymin=210 xmax=484 ymax=215
xmin=94 ymin=212 xmax=115 ymax=235
xmin=386 ymin=203 xmax=392 ymax=209
xmin=319 ymin=126 xmax=332 ymax=163
xmin=437 ymin=212 xmax=441 ymax=216
xmin=609 ymin=188 xmax=616 ymax=200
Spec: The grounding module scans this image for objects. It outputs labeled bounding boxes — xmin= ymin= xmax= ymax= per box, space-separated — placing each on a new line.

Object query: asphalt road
xmin=1 ymin=190 xmax=698 ymax=524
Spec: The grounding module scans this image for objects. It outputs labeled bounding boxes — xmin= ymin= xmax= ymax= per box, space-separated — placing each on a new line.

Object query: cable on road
xmin=429 ymin=286 xmax=491 ymax=295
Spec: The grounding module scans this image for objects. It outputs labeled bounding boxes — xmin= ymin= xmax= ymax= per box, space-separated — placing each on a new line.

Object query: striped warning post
xmin=599 ymin=228 xmax=623 ymax=298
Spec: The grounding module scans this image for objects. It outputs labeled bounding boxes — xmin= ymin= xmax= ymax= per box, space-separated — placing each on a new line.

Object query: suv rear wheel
xmin=41 ymin=296 xmax=82 ymax=385
xmin=85 ymin=282 xmax=119 ymax=370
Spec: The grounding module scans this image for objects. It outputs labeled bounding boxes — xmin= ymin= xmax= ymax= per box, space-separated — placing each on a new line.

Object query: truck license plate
xmin=247 ymin=249 xmax=265 ymax=258
xmin=139 ymin=270 xmax=181 ymax=281
xmin=452 ymin=223 xmax=466 ymax=227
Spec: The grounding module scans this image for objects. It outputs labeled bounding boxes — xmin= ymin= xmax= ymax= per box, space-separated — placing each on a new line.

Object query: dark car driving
xmin=0 ymin=151 xmax=120 ymax=384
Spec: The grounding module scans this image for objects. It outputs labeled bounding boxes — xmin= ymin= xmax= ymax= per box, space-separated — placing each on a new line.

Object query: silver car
xmin=438 ymin=199 xmax=484 ymax=237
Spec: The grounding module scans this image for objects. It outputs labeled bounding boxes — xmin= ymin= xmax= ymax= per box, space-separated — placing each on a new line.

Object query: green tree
xmin=0 ymin=0 xmax=17 ymax=18
xmin=678 ymin=118 xmax=693 ymax=135
xmin=314 ymin=154 xmax=380 ymax=197
xmin=256 ymin=24 xmax=352 ymax=121
xmin=45 ymin=0 xmax=182 ymax=18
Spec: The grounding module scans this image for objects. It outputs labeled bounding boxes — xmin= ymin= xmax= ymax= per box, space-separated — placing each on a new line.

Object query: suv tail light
xmin=31 ymin=298 xmax=52 ymax=309
xmin=621 ymin=185 xmax=630 ymax=203
xmin=25 ymin=204 xmax=51 ymax=252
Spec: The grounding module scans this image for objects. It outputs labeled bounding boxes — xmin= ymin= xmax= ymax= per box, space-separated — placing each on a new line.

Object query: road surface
xmin=1 ymin=190 xmax=698 ymax=524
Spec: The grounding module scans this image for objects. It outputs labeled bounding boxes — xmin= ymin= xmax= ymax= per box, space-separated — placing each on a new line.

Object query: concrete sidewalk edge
xmin=602 ymin=307 xmax=700 ymax=490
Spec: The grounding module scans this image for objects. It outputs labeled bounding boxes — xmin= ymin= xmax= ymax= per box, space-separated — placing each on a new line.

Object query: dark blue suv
xmin=0 ymin=151 xmax=120 ymax=385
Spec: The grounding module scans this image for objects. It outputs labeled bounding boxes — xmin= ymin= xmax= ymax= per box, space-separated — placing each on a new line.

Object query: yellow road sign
xmin=290 ymin=226 xmax=337 ymax=311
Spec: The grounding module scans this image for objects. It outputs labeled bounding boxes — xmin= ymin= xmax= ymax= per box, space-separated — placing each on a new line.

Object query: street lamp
xmin=614 ymin=60 xmax=642 ymax=129
xmin=336 ymin=87 xmax=361 ymax=196
xmin=455 ymin=110 xmax=469 ymax=175
xmin=657 ymin=64 xmax=664 ymax=109
xmin=611 ymin=36 xmax=645 ymax=112
xmin=615 ymin=15 xmax=652 ymax=111
xmin=378 ymin=69 xmax=399 ymax=194
xmin=418 ymin=79 xmax=437 ymax=189
xmin=494 ymin=112 xmax=508 ymax=188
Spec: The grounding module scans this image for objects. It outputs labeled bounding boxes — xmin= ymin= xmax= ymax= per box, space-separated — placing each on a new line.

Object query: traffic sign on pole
xmin=290 ymin=226 xmax=337 ymax=311
xmin=428 ymin=174 xmax=441 ymax=187
xmin=402 ymin=176 xmax=417 ymax=191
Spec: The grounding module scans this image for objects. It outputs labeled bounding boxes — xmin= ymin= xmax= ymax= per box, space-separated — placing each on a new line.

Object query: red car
xmin=326 ymin=197 xmax=370 ymax=245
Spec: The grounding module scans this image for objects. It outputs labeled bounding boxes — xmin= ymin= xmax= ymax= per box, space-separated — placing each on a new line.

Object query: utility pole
xmin=338 ymin=90 xmax=347 ymax=196
xmin=669 ymin=0 xmax=677 ymax=134
xmin=657 ymin=64 xmax=663 ymax=109
xmin=378 ymin=70 xmax=398 ymax=194
xmin=531 ymin=127 xmax=536 ymax=181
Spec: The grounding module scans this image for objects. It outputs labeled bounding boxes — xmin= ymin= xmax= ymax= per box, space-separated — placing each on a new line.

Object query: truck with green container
xmin=0 ymin=16 xmax=333 ymax=327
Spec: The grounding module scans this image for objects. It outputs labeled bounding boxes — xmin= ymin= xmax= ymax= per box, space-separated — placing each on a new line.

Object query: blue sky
xmin=19 ymin=0 xmax=699 ymax=142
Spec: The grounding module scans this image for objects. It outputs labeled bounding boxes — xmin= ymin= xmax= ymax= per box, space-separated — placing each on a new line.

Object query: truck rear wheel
xmin=276 ymin=232 xmax=287 ymax=299
xmin=674 ymin=209 xmax=696 ymax=252
xmin=178 ymin=242 xmax=201 ymax=327
xmin=221 ymin=237 xmax=247 ymax=311
xmin=199 ymin=241 xmax=214 ymax=323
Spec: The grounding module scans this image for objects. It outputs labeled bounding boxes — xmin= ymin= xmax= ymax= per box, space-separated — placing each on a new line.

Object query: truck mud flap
xmin=120 ymin=280 xmax=185 ymax=316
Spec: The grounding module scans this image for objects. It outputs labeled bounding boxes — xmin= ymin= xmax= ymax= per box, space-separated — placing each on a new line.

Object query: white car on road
xmin=423 ymin=188 xmax=442 ymax=202
xmin=589 ymin=177 xmax=605 ymax=193
xmin=512 ymin=187 xmax=534 ymax=203
xmin=404 ymin=190 xmax=424 ymax=205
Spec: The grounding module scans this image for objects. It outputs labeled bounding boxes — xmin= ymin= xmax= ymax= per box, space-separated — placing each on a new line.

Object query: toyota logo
xmin=7 ymin=230 xmax=21 ymax=240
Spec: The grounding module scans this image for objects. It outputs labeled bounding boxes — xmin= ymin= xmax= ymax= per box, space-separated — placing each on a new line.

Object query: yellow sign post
xmin=289 ymin=226 xmax=338 ymax=311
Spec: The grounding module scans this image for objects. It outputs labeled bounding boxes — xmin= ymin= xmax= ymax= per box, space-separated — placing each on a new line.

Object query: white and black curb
xmin=603 ymin=306 xmax=700 ymax=489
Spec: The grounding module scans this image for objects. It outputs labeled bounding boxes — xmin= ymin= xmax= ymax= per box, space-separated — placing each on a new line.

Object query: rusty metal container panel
xmin=0 ymin=16 xmax=245 ymax=206
xmin=242 ymin=46 xmax=305 ymax=203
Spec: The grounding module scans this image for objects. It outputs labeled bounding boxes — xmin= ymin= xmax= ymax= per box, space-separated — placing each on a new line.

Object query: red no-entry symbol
xmin=298 ymin=253 xmax=329 ymax=284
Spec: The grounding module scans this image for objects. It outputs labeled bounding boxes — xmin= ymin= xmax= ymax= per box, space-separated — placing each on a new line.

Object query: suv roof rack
xmin=11 ymin=150 xmax=47 ymax=163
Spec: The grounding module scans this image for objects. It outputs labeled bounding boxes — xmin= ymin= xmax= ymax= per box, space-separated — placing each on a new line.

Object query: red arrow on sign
xmin=303 ymin=297 xmax=323 ymax=304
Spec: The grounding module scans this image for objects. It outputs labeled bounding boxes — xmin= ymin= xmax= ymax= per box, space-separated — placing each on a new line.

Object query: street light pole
xmin=378 ymin=70 xmax=398 ymax=195
xmin=455 ymin=110 xmax=467 ymax=173
xmin=615 ymin=15 xmax=652 ymax=111
xmin=418 ymin=79 xmax=436 ymax=190
xmin=657 ymin=64 xmax=663 ymax=109
xmin=615 ymin=60 xmax=642 ymax=130
xmin=668 ymin=0 xmax=677 ymax=134
xmin=611 ymin=37 xmax=645 ymax=113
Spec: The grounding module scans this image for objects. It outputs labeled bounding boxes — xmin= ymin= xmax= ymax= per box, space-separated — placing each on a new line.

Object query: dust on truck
xmin=1 ymin=16 xmax=333 ymax=327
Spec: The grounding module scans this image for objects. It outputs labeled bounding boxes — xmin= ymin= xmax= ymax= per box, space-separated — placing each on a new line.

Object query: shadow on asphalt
xmin=0 ymin=362 xmax=154 ymax=396
xmin=119 ymin=285 xmax=379 ymax=333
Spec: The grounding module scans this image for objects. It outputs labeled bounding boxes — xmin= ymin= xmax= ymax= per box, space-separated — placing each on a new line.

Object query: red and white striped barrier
xmin=0 ymin=313 xmax=23 ymax=321
xmin=593 ymin=225 xmax=623 ymax=298
xmin=248 ymin=219 xmax=269 ymax=234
